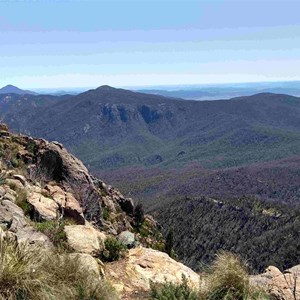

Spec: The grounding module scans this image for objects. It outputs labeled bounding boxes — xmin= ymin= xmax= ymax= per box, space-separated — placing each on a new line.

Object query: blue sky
xmin=1 ymin=0 xmax=300 ymax=89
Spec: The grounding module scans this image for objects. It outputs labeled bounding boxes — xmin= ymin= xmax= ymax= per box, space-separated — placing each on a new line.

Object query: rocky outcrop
xmin=251 ymin=265 xmax=300 ymax=300
xmin=33 ymin=141 xmax=103 ymax=223
xmin=44 ymin=185 xmax=85 ymax=224
xmin=32 ymin=140 xmax=137 ymax=231
xmin=106 ymin=247 xmax=200 ymax=298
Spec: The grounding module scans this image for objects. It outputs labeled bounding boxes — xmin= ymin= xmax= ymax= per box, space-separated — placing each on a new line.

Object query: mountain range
xmin=1 ymin=85 xmax=300 ymax=172
xmin=1 ymin=85 xmax=300 ymax=273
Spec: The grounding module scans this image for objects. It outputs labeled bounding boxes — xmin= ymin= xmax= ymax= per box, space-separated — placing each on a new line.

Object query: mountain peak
xmin=96 ymin=85 xmax=116 ymax=91
xmin=0 ymin=84 xmax=37 ymax=95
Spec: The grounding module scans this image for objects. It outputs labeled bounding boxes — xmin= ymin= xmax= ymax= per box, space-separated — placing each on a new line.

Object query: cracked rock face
xmin=251 ymin=265 xmax=300 ymax=300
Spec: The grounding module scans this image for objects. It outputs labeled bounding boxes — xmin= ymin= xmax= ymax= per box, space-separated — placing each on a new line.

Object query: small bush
xmin=150 ymin=275 xmax=198 ymax=300
xmin=103 ymin=207 xmax=110 ymax=221
xmin=35 ymin=220 xmax=69 ymax=251
xmin=8 ymin=181 xmax=17 ymax=191
xmin=15 ymin=190 xmax=32 ymax=216
xmin=134 ymin=203 xmax=145 ymax=227
xmin=101 ymin=236 xmax=126 ymax=262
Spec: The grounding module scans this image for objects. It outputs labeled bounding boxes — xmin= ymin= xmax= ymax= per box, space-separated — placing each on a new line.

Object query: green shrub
xmin=35 ymin=220 xmax=69 ymax=251
xmin=150 ymin=275 xmax=198 ymax=300
xmin=0 ymin=238 xmax=118 ymax=300
xmin=101 ymin=236 xmax=126 ymax=262
xmin=10 ymin=158 xmax=19 ymax=168
xmin=103 ymin=207 xmax=110 ymax=221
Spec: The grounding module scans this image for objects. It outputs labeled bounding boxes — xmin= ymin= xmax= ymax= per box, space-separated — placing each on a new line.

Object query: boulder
xmin=283 ymin=265 xmax=300 ymax=300
xmin=64 ymin=192 xmax=85 ymax=224
xmin=27 ymin=191 xmax=58 ymax=221
xmin=0 ymin=186 xmax=6 ymax=197
xmin=106 ymin=247 xmax=200 ymax=296
xmin=37 ymin=141 xmax=92 ymax=185
xmin=16 ymin=225 xmax=53 ymax=248
xmin=2 ymin=192 xmax=16 ymax=202
xmin=68 ymin=253 xmax=102 ymax=278
xmin=64 ymin=224 xmax=106 ymax=254
xmin=45 ymin=185 xmax=65 ymax=206
xmin=250 ymin=265 xmax=300 ymax=300
xmin=118 ymin=230 xmax=135 ymax=248
xmin=0 ymin=200 xmax=26 ymax=232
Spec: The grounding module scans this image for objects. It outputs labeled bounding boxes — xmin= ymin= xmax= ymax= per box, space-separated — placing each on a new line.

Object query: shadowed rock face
xmin=37 ymin=141 xmax=91 ymax=184
xmin=34 ymin=140 xmax=103 ymax=224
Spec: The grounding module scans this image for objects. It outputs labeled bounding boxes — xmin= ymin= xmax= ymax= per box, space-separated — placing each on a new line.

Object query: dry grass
xmin=199 ymin=252 xmax=269 ymax=300
xmin=150 ymin=252 xmax=269 ymax=300
xmin=0 ymin=238 xmax=118 ymax=300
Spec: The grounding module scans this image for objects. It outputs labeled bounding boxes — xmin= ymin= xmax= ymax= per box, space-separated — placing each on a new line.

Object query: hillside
xmin=1 ymin=87 xmax=300 ymax=172
xmin=98 ymin=156 xmax=300 ymax=211
xmin=156 ymin=195 xmax=300 ymax=273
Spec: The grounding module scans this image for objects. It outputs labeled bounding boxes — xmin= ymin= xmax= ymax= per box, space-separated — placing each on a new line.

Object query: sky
xmin=1 ymin=0 xmax=300 ymax=89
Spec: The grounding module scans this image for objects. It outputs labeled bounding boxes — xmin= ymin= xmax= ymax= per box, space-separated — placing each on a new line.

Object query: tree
xmin=165 ymin=228 xmax=174 ymax=257
xmin=134 ymin=203 xmax=145 ymax=227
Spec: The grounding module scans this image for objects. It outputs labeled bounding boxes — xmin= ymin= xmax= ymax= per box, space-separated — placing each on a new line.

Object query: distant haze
xmin=26 ymin=80 xmax=300 ymax=100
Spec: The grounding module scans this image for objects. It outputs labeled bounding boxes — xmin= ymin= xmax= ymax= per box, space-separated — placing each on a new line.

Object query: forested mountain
xmin=1 ymin=86 xmax=300 ymax=172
